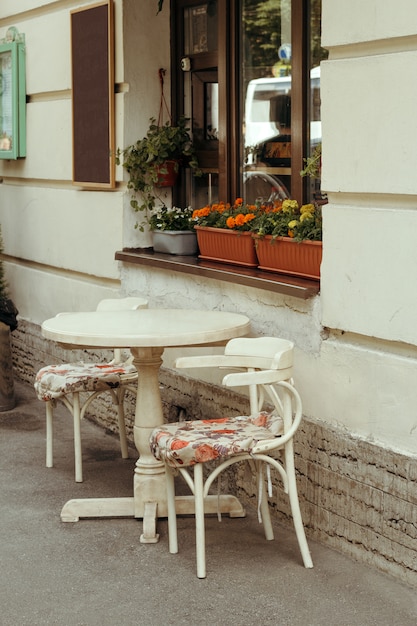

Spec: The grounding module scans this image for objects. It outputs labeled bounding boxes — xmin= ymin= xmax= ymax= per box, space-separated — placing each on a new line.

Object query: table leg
xmin=130 ymin=347 xmax=168 ymax=542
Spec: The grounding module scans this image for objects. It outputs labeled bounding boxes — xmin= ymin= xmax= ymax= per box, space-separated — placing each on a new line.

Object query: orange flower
xmin=192 ymin=206 xmax=210 ymax=219
xmin=235 ymin=197 xmax=243 ymax=206
xmin=244 ymin=213 xmax=256 ymax=223
xmin=234 ymin=213 xmax=246 ymax=226
xmin=226 ymin=216 xmax=236 ymax=228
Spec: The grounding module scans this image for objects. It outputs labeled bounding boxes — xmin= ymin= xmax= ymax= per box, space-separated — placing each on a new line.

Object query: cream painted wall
xmin=321 ymin=54 xmax=417 ymax=195
xmin=322 ymin=0 xmax=417 ymax=46
xmin=0 ymin=1 xmax=140 ymax=324
xmin=315 ymin=0 xmax=417 ymax=453
xmin=120 ymin=0 xmax=171 ymax=249
xmin=320 ymin=2 xmax=417 ymax=346
xmin=321 ymin=201 xmax=417 ymax=345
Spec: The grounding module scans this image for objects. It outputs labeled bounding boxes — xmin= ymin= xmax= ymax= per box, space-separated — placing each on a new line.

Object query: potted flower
xmin=116 ymin=116 xmax=200 ymax=231
xmin=192 ymin=199 xmax=260 ymax=267
xmin=149 ymin=205 xmax=198 ymax=255
xmin=252 ymin=199 xmax=323 ymax=280
xmin=0 ymin=224 xmax=18 ymax=411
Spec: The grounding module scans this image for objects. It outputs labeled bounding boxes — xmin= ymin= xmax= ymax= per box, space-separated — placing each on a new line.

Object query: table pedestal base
xmin=60 ymin=494 xmax=246 ymax=541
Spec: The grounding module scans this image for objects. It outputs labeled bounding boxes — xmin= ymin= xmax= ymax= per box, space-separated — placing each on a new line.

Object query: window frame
xmin=171 ymin=0 xmax=311 ymax=206
xmin=116 ymin=0 xmax=320 ymax=299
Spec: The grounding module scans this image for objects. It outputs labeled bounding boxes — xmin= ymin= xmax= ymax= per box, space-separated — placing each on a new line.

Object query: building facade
xmin=0 ymin=0 xmax=416 ymax=586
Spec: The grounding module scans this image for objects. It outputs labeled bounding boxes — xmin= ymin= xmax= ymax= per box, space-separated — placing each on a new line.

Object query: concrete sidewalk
xmin=1 ymin=380 xmax=416 ymax=626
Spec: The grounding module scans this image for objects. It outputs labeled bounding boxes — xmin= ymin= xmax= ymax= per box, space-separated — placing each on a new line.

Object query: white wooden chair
xmin=34 ymin=297 xmax=148 ymax=482
xmin=150 ymin=336 xmax=313 ymax=578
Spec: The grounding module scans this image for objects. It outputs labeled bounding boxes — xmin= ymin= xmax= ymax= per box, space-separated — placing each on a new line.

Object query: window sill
xmin=115 ymin=248 xmax=320 ymax=299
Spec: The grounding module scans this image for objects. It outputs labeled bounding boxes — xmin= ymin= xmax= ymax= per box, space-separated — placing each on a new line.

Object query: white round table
xmin=42 ymin=308 xmax=251 ymax=541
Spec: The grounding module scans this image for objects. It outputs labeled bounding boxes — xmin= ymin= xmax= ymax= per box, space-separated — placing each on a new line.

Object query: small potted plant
xmin=0 ymin=224 xmax=18 ymax=411
xmin=116 ymin=116 xmax=200 ymax=231
xmin=149 ymin=205 xmax=198 ymax=255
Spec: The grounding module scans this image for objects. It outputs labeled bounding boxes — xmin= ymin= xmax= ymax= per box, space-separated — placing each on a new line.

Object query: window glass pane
xmin=184 ymin=3 xmax=218 ymax=55
xmin=241 ymin=0 xmax=292 ymax=203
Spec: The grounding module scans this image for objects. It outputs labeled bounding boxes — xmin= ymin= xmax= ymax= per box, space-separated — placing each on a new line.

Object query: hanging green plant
xmin=116 ymin=68 xmax=200 ymax=231
xmin=116 ymin=116 xmax=200 ymax=230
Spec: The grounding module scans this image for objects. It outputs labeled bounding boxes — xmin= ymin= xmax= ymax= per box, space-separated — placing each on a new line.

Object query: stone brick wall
xmin=12 ymin=320 xmax=417 ymax=588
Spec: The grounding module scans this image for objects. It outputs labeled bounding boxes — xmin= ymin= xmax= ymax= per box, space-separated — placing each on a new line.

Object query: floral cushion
xmin=34 ymin=362 xmax=138 ymax=401
xmin=150 ymin=412 xmax=284 ymax=469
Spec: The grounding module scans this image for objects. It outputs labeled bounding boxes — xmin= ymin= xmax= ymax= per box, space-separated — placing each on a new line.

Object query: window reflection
xmin=241 ymin=0 xmax=293 ymax=203
xmin=205 ymin=82 xmax=219 ymax=140
xmin=241 ymin=0 xmax=327 ymax=204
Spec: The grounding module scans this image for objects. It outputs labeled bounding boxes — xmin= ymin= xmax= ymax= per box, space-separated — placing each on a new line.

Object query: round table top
xmin=41 ymin=308 xmax=251 ymax=348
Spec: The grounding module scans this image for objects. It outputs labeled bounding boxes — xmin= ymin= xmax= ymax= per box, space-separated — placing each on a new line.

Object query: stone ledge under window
xmin=115 ymin=248 xmax=320 ymax=299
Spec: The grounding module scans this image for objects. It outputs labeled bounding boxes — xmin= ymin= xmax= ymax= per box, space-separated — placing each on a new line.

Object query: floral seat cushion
xmin=34 ymin=362 xmax=138 ymax=402
xmin=150 ymin=412 xmax=284 ymax=469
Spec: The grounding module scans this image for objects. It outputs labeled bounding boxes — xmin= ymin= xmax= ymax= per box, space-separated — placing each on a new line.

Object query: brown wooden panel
xmin=71 ymin=1 xmax=115 ymax=188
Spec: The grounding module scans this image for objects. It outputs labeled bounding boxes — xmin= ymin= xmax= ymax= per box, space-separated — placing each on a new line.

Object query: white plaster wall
xmin=321 ymin=201 xmax=417 ymax=345
xmin=0 ymin=1 xmax=130 ymax=324
xmin=5 ymin=263 xmax=120 ymax=324
xmin=322 ymin=0 xmax=417 ymax=46
xmin=321 ymin=54 xmax=417 ymax=195
xmin=120 ymin=0 xmax=171 ymax=249
xmin=1 ymin=185 xmax=123 ymax=277
xmin=298 ymin=336 xmax=417 ymax=455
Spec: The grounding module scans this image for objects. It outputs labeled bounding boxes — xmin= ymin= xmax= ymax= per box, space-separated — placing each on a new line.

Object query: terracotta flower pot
xmin=255 ymin=235 xmax=322 ymax=280
xmin=155 ymin=160 xmax=179 ymax=187
xmin=195 ymin=226 xmax=258 ymax=267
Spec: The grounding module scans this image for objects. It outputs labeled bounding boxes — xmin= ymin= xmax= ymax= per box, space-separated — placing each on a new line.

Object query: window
xmin=172 ymin=0 xmax=327 ymax=209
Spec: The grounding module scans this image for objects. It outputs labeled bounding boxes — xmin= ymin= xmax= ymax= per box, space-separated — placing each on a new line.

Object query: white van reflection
xmin=244 ymin=66 xmax=321 ymax=203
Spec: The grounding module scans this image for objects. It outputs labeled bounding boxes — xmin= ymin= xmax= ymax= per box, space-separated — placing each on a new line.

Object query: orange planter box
xmin=195 ymin=226 xmax=258 ymax=267
xmin=255 ymin=236 xmax=322 ymax=280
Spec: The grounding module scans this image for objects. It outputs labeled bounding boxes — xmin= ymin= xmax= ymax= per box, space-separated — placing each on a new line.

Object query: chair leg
xmin=194 ymin=463 xmax=206 ymax=579
xmin=73 ymin=393 xmax=83 ymax=483
xmin=166 ymin=467 xmax=178 ymax=554
xmin=285 ymin=444 xmax=313 ymax=568
xmin=257 ymin=463 xmax=274 ymax=541
xmin=46 ymin=401 xmax=54 ymax=468
xmin=115 ymin=388 xmax=129 ymax=459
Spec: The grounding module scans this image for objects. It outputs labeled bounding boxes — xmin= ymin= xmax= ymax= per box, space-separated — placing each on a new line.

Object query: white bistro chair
xmin=150 ymin=337 xmax=313 ymax=578
xmin=34 ymin=297 xmax=148 ymax=482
